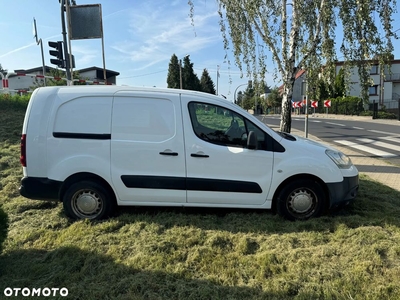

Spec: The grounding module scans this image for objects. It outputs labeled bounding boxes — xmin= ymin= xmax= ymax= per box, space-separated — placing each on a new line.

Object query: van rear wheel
xmin=276 ymin=179 xmax=325 ymax=221
xmin=63 ymin=181 xmax=115 ymax=220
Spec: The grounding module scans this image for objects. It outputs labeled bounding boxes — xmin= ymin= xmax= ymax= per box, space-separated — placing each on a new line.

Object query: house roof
xmin=278 ymin=69 xmax=306 ymax=91
xmin=78 ymin=66 xmax=120 ymax=79
xmin=334 ymin=58 xmax=400 ymax=66
xmin=13 ymin=66 xmax=120 ymax=79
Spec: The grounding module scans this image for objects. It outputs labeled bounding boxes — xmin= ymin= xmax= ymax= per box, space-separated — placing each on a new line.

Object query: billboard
xmin=69 ymin=4 xmax=103 ymax=40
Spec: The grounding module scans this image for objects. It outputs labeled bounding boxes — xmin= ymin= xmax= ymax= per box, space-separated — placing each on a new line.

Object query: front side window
xmin=188 ymin=102 xmax=267 ymax=150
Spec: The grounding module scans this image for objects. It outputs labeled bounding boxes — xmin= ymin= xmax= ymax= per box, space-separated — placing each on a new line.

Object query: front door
xmin=182 ymin=98 xmax=274 ymax=206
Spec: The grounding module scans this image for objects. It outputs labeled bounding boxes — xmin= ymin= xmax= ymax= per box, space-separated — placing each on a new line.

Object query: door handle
xmin=191 ymin=153 xmax=209 ymax=158
xmin=159 ymin=151 xmax=178 ymax=156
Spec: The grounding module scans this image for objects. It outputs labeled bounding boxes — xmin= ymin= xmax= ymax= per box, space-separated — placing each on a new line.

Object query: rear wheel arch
xmin=60 ymin=172 xmax=116 ymax=201
xmin=59 ymin=173 xmax=117 ymax=220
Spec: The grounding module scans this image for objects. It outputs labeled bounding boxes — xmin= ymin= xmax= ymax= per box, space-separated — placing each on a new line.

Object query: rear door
xmin=182 ymin=96 xmax=274 ymax=206
xmin=111 ymin=91 xmax=186 ymax=203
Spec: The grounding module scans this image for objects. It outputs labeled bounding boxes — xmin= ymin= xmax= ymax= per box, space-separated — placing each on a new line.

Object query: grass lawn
xmin=0 ymin=96 xmax=400 ymax=299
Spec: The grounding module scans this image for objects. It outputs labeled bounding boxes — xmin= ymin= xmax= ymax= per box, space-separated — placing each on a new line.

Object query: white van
xmin=19 ymin=86 xmax=359 ymax=221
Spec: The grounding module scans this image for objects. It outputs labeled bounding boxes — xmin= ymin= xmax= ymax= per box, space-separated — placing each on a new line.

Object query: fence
xmin=268 ymin=98 xmax=400 ymax=120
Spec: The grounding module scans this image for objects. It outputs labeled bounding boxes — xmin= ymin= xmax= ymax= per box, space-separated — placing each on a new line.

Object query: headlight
xmin=325 ymin=149 xmax=353 ymax=169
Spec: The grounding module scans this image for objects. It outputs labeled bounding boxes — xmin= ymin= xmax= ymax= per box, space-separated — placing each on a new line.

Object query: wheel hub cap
xmin=290 ymin=191 xmax=313 ymax=213
xmin=76 ymin=192 xmax=99 ymax=214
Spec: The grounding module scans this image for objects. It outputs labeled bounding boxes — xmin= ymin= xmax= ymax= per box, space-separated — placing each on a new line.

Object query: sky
xmin=0 ymin=1 xmax=399 ymax=101
xmin=0 ymin=0 xmax=259 ymax=100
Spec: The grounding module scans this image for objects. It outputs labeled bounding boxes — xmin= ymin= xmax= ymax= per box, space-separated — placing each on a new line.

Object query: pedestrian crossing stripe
xmin=357 ymin=138 xmax=400 ymax=152
xmin=378 ymin=136 xmax=400 ymax=143
xmin=334 ymin=140 xmax=397 ymax=158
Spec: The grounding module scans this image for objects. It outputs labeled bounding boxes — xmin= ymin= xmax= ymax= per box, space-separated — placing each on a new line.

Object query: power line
xmin=119 ymin=69 xmax=167 ymax=79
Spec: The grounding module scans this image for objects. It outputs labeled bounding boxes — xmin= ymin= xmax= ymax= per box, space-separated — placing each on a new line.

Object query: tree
xmin=189 ymin=0 xmax=395 ymax=133
xmin=200 ymin=69 xmax=216 ymax=94
xmin=167 ymin=54 xmax=180 ymax=89
xmin=182 ymin=55 xmax=201 ymax=91
xmin=266 ymin=87 xmax=283 ymax=109
xmin=241 ymin=82 xmax=256 ymax=110
xmin=317 ymin=78 xmax=332 ymax=102
xmin=236 ymin=91 xmax=244 ymax=106
xmin=0 ymin=63 xmax=7 ymax=76
xmin=333 ymin=68 xmax=346 ymax=98
xmin=31 ymin=68 xmax=87 ymax=89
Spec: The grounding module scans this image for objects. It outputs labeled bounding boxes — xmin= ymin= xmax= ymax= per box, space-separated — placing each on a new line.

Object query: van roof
xmin=38 ymin=85 xmax=231 ymax=104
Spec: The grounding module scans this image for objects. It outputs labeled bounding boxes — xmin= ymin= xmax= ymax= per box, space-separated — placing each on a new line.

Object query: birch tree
xmin=189 ymin=0 xmax=396 ymax=132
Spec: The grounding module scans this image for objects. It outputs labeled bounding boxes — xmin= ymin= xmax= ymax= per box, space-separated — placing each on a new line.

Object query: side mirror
xmin=247 ymin=131 xmax=257 ymax=150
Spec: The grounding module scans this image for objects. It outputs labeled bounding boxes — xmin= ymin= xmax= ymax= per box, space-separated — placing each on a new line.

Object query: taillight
xmin=20 ymin=134 xmax=26 ymax=167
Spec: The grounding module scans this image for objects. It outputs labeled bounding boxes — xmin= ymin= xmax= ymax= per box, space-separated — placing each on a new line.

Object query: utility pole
xmin=33 ymin=18 xmax=46 ymax=86
xmin=60 ymin=0 xmax=72 ymax=83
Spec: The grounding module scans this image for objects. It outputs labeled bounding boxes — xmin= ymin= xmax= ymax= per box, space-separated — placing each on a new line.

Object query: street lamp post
xmin=179 ymin=59 xmax=183 ymax=89
xmin=302 ymin=81 xmax=309 ymax=138
xmin=234 ymin=83 xmax=249 ymax=106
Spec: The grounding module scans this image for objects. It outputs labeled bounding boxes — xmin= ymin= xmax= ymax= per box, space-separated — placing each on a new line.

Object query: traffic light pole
xmin=60 ymin=0 xmax=72 ymax=83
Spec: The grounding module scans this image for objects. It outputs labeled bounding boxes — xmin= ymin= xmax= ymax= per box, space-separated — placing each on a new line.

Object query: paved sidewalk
xmin=286 ymin=115 xmax=400 ymax=192
xmin=302 ymin=113 xmax=400 ymax=125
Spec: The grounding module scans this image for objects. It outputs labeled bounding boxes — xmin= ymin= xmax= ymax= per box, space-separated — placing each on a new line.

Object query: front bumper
xmin=19 ymin=177 xmax=62 ymax=201
xmin=327 ymin=175 xmax=359 ymax=208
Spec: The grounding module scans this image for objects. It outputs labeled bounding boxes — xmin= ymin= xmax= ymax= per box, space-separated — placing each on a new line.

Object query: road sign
xmin=293 ymin=101 xmax=302 ymax=108
xmin=311 ymin=101 xmax=318 ymax=108
xmin=324 ymin=100 xmax=331 ymax=108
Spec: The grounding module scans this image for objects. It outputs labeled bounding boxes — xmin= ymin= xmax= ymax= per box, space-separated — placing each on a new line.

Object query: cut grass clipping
xmin=1 ymin=95 xmax=400 ymax=299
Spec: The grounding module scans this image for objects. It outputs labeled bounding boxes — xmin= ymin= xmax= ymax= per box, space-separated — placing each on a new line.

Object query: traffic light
xmin=48 ymin=41 xmax=64 ymax=68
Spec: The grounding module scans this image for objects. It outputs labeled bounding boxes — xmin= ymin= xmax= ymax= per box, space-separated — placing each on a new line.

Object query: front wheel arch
xmin=272 ymin=175 xmax=329 ymax=220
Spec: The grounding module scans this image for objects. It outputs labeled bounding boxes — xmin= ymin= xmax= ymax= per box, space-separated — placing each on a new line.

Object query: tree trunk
xmin=280 ymin=78 xmax=295 ymax=133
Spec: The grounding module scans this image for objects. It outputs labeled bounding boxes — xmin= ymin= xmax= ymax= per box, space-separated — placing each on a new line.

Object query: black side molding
xmin=121 ymin=175 xmax=262 ymax=193
xmin=53 ymin=132 xmax=111 ymax=140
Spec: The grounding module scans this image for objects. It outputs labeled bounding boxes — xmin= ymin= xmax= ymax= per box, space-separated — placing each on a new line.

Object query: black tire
xmin=62 ymin=180 xmax=115 ymax=220
xmin=276 ymin=179 xmax=326 ymax=221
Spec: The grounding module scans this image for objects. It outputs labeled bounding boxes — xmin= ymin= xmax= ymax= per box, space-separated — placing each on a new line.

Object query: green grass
xmin=1 ymin=98 xmax=400 ymax=299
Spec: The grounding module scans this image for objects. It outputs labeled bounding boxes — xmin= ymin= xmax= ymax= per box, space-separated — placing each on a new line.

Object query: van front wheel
xmin=276 ymin=179 xmax=325 ymax=221
xmin=63 ymin=181 xmax=115 ymax=220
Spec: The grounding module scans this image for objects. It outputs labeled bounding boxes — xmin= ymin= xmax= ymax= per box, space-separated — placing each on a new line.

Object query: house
xmin=289 ymin=60 xmax=400 ymax=107
xmin=335 ymin=59 xmax=400 ymax=111
xmin=3 ymin=66 xmax=119 ymax=92
xmin=278 ymin=69 xmax=307 ymax=102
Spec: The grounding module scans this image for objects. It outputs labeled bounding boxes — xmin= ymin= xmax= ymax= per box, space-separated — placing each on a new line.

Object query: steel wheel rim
xmin=71 ymin=189 xmax=103 ymax=219
xmin=287 ymin=188 xmax=317 ymax=219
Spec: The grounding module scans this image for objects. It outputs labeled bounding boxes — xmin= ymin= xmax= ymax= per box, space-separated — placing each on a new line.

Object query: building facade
xmin=2 ymin=66 xmax=119 ymax=93
xmin=335 ymin=59 xmax=400 ymax=111
xmin=285 ymin=60 xmax=400 ymax=112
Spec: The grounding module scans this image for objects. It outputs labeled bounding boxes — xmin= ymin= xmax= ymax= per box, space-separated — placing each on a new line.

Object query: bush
xmin=0 ymin=94 xmax=30 ymax=110
xmin=330 ymin=96 xmax=364 ymax=115
xmin=377 ymin=111 xmax=397 ymax=119
xmin=359 ymin=110 xmax=373 ymax=116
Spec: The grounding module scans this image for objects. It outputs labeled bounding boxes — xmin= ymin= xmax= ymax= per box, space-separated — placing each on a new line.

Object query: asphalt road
xmin=258 ymin=115 xmax=400 ymax=166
